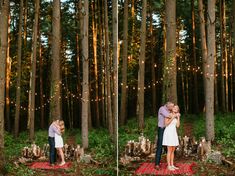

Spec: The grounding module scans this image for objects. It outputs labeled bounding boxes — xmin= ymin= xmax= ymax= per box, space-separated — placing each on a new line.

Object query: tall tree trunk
xmin=70 ymin=97 xmax=74 ymax=127
xmin=180 ymin=55 xmax=187 ymax=114
xmin=14 ymin=0 xmax=24 ymax=137
xmin=137 ymin=0 xmax=147 ymax=130
xmin=233 ymin=0 xmax=235 ymax=112
xmin=5 ymin=14 xmax=11 ymax=132
xmin=206 ymin=0 xmax=215 ymax=141
xmin=65 ymin=68 xmax=72 ymax=128
xmin=229 ymin=16 xmax=234 ymax=111
xmin=91 ymin=1 xmax=100 ymax=127
xmin=130 ymin=0 xmax=135 ymax=61
xmin=28 ymin=0 xmax=40 ymax=141
xmin=223 ymin=0 xmax=228 ymax=112
xmin=0 ymin=0 xmax=9 ymax=170
xmin=185 ymin=64 xmax=189 ymax=112
xmin=191 ymin=0 xmax=199 ymax=113
xmin=76 ymin=0 xmax=82 ymax=127
xmin=104 ymin=0 xmax=113 ymax=136
xmin=162 ymin=15 xmax=167 ymax=105
xmin=198 ymin=0 xmax=208 ymax=110
xmin=120 ymin=0 xmax=128 ymax=125
xmin=214 ymin=35 xmax=219 ymax=113
xmin=23 ymin=0 xmax=28 ymax=48
xmin=38 ymin=6 xmax=44 ymax=129
xmin=88 ymin=96 xmax=92 ymax=129
xmin=97 ymin=0 xmax=106 ymax=126
xmin=220 ymin=0 xmax=226 ymax=112
xmin=112 ymin=0 xmax=118 ymax=147
xmin=39 ymin=31 xmax=44 ymax=129
xmin=163 ymin=0 xmax=177 ymax=104
xmin=177 ymin=28 xmax=187 ymax=114
xmin=50 ymin=0 xmax=62 ymax=121
xmin=81 ymin=0 xmax=89 ymax=149
xmin=150 ymin=6 xmax=157 ymax=116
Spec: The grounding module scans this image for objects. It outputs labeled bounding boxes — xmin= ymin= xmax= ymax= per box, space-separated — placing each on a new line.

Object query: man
xmin=155 ymin=102 xmax=174 ymax=169
xmin=48 ymin=119 xmax=61 ymax=166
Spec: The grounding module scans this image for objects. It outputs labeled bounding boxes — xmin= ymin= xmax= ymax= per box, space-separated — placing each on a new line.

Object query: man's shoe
xmin=154 ymin=165 xmax=160 ymax=170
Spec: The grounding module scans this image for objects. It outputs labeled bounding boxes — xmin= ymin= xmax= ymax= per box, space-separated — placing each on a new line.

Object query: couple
xmin=48 ymin=119 xmax=66 ymax=166
xmin=155 ymin=102 xmax=181 ymax=171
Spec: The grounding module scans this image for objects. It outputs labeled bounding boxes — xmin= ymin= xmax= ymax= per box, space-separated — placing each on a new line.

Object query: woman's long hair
xmin=59 ymin=120 xmax=65 ymax=134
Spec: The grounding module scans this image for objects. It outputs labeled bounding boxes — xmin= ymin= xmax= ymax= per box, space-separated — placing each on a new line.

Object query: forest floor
xmin=4 ymin=128 xmax=116 ymax=176
xmin=119 ymin=115 xmax=235 ymax=175
xmin=21 ymin=134 xmax=115 ymax=176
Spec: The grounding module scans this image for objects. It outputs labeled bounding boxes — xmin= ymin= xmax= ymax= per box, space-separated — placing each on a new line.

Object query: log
xmin=221 ymin=156 xmax=233 ymax=167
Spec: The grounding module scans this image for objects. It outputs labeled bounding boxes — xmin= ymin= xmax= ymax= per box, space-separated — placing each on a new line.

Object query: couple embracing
xmin=48 ymin=119 xmax=66 ymax=166
xmin=155 ymin=102 xmax=181 ymax=171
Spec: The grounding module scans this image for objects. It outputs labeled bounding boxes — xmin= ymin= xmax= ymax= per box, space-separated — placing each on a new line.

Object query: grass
xmin=4 ymin=127 xmax=116 ymax=176
xmin=192 ymin=113 xmax=235 ymax=158
xmin=3 ymin=113 xmax=235 ymax=175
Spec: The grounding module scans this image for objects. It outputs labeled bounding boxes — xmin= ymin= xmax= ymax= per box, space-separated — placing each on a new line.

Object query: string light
xmin=8 ymin=60 xmax=233 ymax=111
xmin=9 ymin=80 xmax=110 ymax=111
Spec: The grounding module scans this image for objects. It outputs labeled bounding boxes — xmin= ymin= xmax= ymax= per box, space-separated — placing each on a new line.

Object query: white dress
xmin=162 ymin=118 xmax=179 ymax=146
xmin=55 ymin=133 xmax=64 ymax=148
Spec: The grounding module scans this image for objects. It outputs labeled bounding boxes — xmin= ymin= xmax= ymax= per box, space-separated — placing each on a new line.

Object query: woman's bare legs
xmin=170 ymin=146 xmax=175 ymax=166
xmin=167 ymin=146 xmax=176 ymax=170
xmin=170 ymin=147 xmax=179 ymax=169
xmin=167 ymin=146 xmax=171 ymax=167
xmin=58 ymin=148 xmax=65 ymax=165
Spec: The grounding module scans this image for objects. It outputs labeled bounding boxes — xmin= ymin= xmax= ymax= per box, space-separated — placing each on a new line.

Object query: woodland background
xmin=0 ymin=0 xmax=235 ymax=175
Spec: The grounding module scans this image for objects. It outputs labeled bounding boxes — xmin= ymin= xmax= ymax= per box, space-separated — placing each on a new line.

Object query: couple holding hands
xmin=48 ymin=119 xmax=66 ymax=166
xmin=155 ymin=102 xmax=181 ymax=171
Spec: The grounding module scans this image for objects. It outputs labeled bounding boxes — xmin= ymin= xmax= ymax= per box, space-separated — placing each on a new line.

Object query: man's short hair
xmin=166 ymin=102 xmax=174 ymax=106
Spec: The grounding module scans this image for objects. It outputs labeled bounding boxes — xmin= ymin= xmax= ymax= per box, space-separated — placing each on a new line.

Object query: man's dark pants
xmin=155 ymin=127 xmax=165 ymax=166
xmin=48 ymin=137 xmax=57 ymax=164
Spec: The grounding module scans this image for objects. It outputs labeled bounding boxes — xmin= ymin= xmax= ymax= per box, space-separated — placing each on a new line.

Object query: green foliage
xmin=5 ymin=131 xmax=30 ymax=158
xmin=192 ymin=114 xmax=205 ymax=138
xmin=119 ymin=116 xmax=156 ymax=153
xmin=193 ymin=113 xmax=235 ymax=158
xmin=4 ymin=130 xmax=51 ymax=159
xmin=81 ymin=167 xmax=116 ymax=176
xmin=89 ymin=130 xmax=115 ymax=160
xmin=4 ymin=163 xmax=36 ymax=176
xmin=68 ymin=128 xmax=116 ymax=175
xmin=73 ymin=128 xmax=115 ymax=160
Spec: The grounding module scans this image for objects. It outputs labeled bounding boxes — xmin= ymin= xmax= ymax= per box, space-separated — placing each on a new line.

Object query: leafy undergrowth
xmin=193 ymin=113 xmax=235 ymax=158
xmin=3 ymin=128 xmax=116 ymax=176
xmin=119 ymin=114 xmax=235 ymax=175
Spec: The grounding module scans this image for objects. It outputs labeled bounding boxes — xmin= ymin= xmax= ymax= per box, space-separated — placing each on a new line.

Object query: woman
xmin=55 ymin=120 xmax=66 ymax=166
xmin=162 ymin=105 xmax=180 ymax=171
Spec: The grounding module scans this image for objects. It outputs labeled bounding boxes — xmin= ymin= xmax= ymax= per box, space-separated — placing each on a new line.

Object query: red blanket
xmin=29 ymin=162 xmax=72 ymax=170
xmin=135 ymin=162 xmax=196 ymax=175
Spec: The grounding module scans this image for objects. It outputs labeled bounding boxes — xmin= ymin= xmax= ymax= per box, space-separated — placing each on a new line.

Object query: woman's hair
xmin=59 ymin=120 xmax=65 ymax=133
xmin=174 ymin=105 xmax=180 ymax=112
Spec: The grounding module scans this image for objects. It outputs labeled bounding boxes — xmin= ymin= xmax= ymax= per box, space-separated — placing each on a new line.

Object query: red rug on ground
xmin=29 ymin=162 xmax=72 ymax=170
xmin=135 ymin=162 xmax=196 ymax=175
